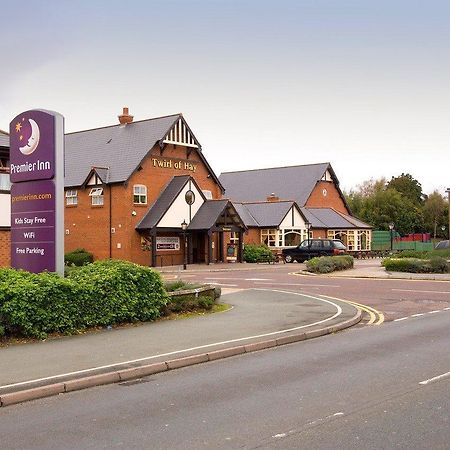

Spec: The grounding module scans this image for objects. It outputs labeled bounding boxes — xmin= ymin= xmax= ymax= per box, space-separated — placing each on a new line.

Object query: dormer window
xmin=89 ymin=187 xmax=104 ymax=206
xmin=133 ymin=185 xmax=147 ymax=204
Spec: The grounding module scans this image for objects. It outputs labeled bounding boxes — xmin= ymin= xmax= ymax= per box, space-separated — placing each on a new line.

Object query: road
xmin=1 ymin=310 xmax=448 ymax=449
xmin=180 ymin=261 xmax=450 ymax=322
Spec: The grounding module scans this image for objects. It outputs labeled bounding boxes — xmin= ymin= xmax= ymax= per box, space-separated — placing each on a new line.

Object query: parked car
xmin=282 ymin=239 xmax=347 ymax=263
xmin=435 ymin=240 xmax=449 ymax=250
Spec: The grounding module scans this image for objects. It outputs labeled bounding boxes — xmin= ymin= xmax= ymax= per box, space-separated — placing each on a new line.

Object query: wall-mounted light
xmin=131 ymin=210 xmax=137 ymax=216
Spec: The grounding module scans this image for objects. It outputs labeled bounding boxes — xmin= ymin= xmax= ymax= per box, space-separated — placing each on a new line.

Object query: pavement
xmin=0 ymin=288 xmax=361 ymax=407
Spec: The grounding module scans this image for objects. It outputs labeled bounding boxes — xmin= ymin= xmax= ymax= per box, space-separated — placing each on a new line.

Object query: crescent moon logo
xmin=19 ymin=119 xmax=40 ymax=155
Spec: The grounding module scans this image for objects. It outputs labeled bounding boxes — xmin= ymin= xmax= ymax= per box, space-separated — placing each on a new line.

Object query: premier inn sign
xmin=10 ymin=110 xmax=65 ymax=275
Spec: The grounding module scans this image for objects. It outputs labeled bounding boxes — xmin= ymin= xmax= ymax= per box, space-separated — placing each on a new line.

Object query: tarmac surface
xmin=2 ymin=260 xmax=447 ymax=406
xmin=0 ymin=288 xmax=360 ymax=404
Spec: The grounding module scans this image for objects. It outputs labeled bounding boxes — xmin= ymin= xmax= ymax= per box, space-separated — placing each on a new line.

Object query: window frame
xmin=65 ymin=189 xmax=78 ymax=206
xmin=89 ymin=187 xmax=104 ymax=206
xmin=133 ymin=184 xmax=147 ymax=205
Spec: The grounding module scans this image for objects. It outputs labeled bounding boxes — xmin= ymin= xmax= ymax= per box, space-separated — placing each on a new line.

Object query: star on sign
xmin=15 ymin=122 xmax=22 ymax=132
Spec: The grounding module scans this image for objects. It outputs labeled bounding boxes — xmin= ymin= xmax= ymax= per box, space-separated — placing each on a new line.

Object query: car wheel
xmin=284 ymin=255 xmax=293 ymax=263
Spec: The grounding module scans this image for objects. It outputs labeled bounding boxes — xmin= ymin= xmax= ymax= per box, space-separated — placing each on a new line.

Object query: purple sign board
xmin=11 ymin=181 xmax=56 ymax=273
xmin=10 ymin=110 xmax=64 ymax=275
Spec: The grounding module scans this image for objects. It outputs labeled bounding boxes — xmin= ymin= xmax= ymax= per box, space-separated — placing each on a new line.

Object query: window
xmin=133 ymin=185 xmax=147 ymax=204
xmin=65 ymin=190 xmax=78 ymax=206
xmin=311 ymin=240 xmax=322 ymax=249
xmin=89 ymin=187 xmax=104 ymax=206
xmin=261 ymin=229 xmax=278 ymax=248
xmin=230 ymin=232 xmax=240 ymax=244
xmin=283 ymin=230 xmax=302 ymax=247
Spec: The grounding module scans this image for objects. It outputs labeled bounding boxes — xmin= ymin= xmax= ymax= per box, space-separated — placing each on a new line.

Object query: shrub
xmin=382 ymin=257 xmax=450 ymax=273
xmin=429 ymin=256 xmax=450 ymax=273
xmin=164 ymin=281 xmax=202 ymax=292
xmin=65 ymin=248 xmax=94 ymax=266
xmin=306 ymin=255 xmax=354 ymax=274
xmin=243 ymin=244 xmax=274 ymax=263
xmin=68 ymin=260 xmax=168 ymax=326
xmin=0 ymin=260 xmax=168 ymax=339
xmin=164 ymin=289 xmax=216 ymax=314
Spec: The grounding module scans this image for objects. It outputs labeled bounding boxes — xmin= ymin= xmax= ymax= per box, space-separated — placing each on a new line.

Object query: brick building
xmin=0 ymin=109 xmax=372 ymax=268
xmin=0 ymin=130 xmax=11 ymax=267
xmin=219 ymin=164 xmax=372 ymax=252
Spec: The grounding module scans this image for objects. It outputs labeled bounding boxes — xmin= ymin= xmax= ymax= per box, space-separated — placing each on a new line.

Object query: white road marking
xmin=411 ymin=313 xmax=425 ymax=317
xmin=245 ymin=278 xmax=271 ymax=281
xmin=257 ymin=282 xmax=341 ymax=288
xmin=207 ymin=282 xmax=238 ymax=287
xmin=392 ymin=289 xmax=450 ymax=294
xmin=419 ymin=371 xmax=450 ymax=385
xmin=0 ymin=290 xmax=343 ymax=392
xmin=428 ymin=310 xmax=441 ymax=314
xmin=394 ymin=317 xmax=409 ymax=322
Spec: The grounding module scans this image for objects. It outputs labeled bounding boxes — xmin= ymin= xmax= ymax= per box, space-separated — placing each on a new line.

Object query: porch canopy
xmin=187 ymin=199 xmax=247 ymax=263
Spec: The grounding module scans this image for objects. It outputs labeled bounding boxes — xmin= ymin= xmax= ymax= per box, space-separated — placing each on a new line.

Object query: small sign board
xmin=156 ymin=236 xmax=180 ymax=251
xmin=10 ymin=110 xmax=64 ymax=275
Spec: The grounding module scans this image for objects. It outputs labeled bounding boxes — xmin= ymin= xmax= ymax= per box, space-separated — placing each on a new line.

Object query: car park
xmin=282 ymin=238 xmax=347 ymax=263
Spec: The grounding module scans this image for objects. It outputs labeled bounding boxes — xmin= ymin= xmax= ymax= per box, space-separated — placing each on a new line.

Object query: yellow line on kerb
xmin=319 ymin=294 xmax=385 ymax=325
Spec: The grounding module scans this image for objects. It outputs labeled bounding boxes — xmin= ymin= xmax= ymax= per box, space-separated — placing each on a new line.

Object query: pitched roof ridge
xmin=0 ymin=129 xmax=9 ymax=135
xmin=242 ymin=200 xmax=295 ymax=205
xmin=66 ymin=113 xmax=181 ymax=136
xmin=220 ymin=162 xmax=330 ymax=175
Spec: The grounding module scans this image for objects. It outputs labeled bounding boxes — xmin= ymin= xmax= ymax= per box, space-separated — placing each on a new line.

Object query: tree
xmin=423 ymin=191 xmax=446 ymax=238
xmin=387 ymin=173 xmax=425 ymax=206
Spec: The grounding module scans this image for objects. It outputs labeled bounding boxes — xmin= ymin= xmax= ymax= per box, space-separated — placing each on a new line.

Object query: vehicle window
xmin=333 ymin=240 xmax=346 ymax=249
xmin=310 ymin=241 xmax=322 ymax=249
xmin=299 ymin=240 xmax=310 ymax=248
xmin=322 ymin=240 xmax=331 ymax=248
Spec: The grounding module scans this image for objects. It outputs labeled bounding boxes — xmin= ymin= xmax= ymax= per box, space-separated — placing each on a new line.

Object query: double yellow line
xmin=320 ymin=294 xmax=385 ymax=325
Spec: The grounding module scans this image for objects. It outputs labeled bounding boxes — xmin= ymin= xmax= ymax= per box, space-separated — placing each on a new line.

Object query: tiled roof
xmin=219 ymin=163 xmax=331 ymax=206
xmin=0 ymin=134 xmax=9 ymax=148
xmin=65 ymin=114 xmax=180 ymax=187
xmin=301 ymin=208 xmax=372 ymax=229
xmin=187 ymin=200 xmax=230 ymax=230
xmin=240 ymin=201 xmax=295 ymax=228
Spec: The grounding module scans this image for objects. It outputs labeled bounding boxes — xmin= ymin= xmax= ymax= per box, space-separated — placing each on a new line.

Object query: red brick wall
xmin=0 ymin=229 xmax=11 ymax=267
xmin=64 ymin=144 xmax=223 ymax=266
xmin=306 ymin=181 xmax=349 ymax=215
xmin=244 ymin=228 xmax=260 ymax=245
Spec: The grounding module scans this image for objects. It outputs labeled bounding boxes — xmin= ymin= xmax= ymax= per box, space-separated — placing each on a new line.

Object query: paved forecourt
xmin=0 ymin=289 xmax=358 ymax=399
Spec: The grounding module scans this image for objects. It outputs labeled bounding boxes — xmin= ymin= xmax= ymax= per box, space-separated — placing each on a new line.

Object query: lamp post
xmin=181 ymin=220 xmax=188 ymax=270
xmin=305 ymin=221 xmax=311 ymax=247
xmin=388 ymin=222 xmax=395 ymax=251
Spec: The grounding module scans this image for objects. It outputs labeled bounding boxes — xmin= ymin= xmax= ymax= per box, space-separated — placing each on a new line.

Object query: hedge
xmin=306 ymin=255 xmax=354 ymax=274
xmin=64 ymin=248 xmax=94 ymax=266
xmin=393 ymin=249 xmax=450 ymax=260
xmin=0 ymin=260 xmax=168 ymax=339
xmin=382 ymin=257 xmax=450 ymax=274
xmin=243 ymin=244 xmax=274 ymax=263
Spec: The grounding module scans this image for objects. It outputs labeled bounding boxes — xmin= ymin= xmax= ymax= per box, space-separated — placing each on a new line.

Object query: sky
xmin=1 ymin=0 xmax=449 ymax=196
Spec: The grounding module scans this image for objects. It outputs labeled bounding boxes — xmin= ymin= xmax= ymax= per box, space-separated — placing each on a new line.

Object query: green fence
xmin=371 ymin=231 xmax=433 ymax=251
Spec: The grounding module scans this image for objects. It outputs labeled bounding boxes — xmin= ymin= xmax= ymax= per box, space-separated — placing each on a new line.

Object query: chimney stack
xmin=118 ymin=107 xmax=134 ymax=125
xmin=267 ymin=193 xmax=279 ymax=202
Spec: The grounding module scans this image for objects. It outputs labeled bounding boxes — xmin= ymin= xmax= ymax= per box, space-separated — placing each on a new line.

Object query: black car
xmin=282 ymin=238 xmax=347 ymax=263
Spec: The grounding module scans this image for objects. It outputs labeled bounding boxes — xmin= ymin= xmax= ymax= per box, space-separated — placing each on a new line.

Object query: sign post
xmin=10 ymin=110 xmax=64 ymax=275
